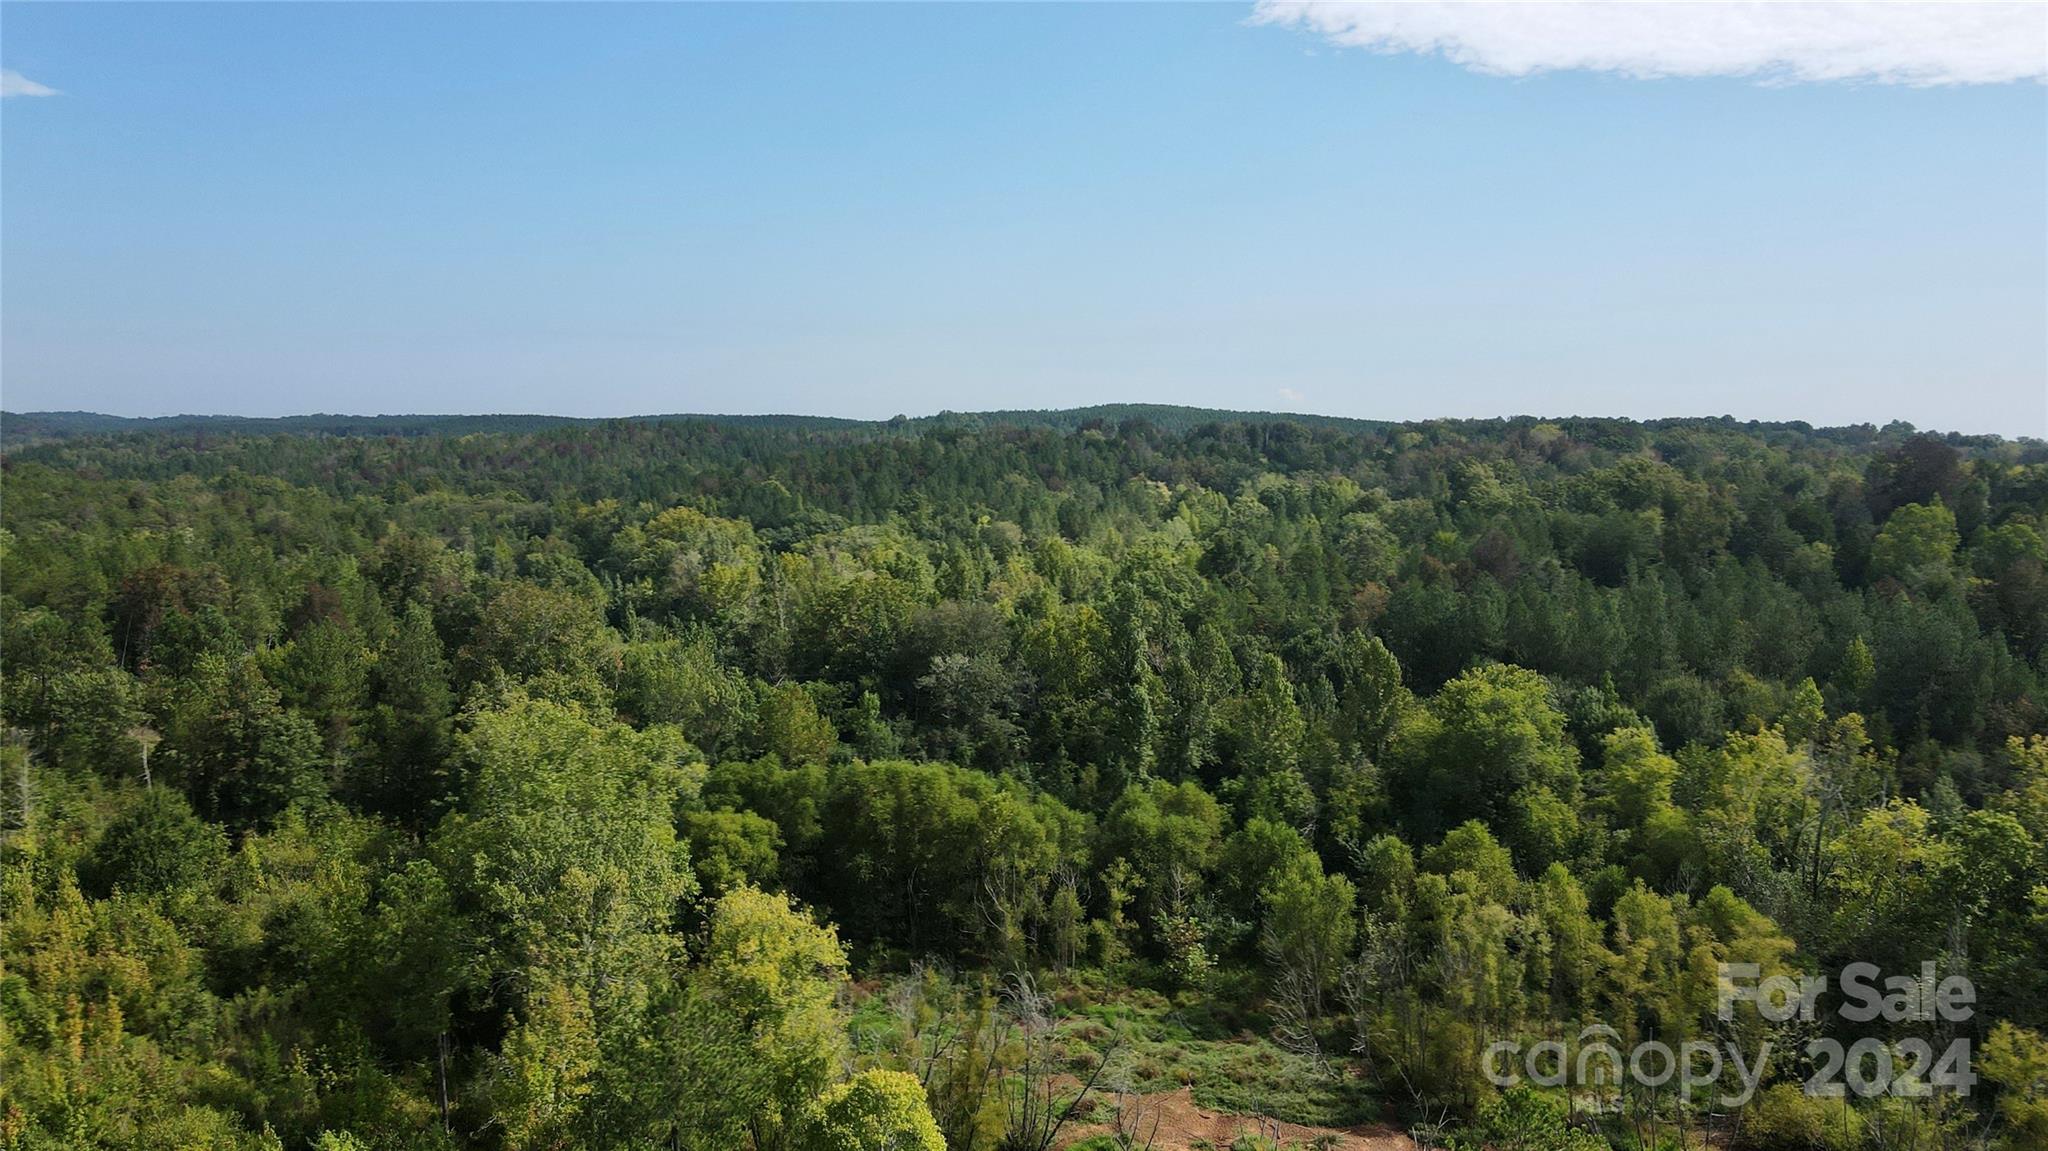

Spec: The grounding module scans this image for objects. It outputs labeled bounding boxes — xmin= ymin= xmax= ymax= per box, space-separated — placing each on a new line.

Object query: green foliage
xmin=1871 ymin=500 xmax=1961 ymax=593
xmin=1421 ymin=820 xmax=1519 ymax=905
xmin=618 ymin=628 xmax=752 ymax=754
xmin=355 ymin=599 xmax=455 ymax=823
xmin=1470 ymin=1087 xmax=1605 ymax=1151
xmin=1258 ymin=849 xmax=1356 ymax=1008
xmin=644 ymin=886 xmax=850 ymax=1151
xmin=795 ymin=1069 xmax=945 ymax=1151
xmin=79 ymin=786 xmax=227 ymax=900
xmin=682 ymin=807 xmax=783 ymax=896
xmin=757 ymin=680 xmax=839 ymax=766
xmin=460 ymin=581 xmax=616 ymax=709
xmin=160 ymin=651 xmax=325 ymax=830
xmin=2 ymin=410 xmax=2045 ymax=1148
xmin=1980 ymin=1022 xmax=2048 ymax=1150
xmin=1745 ymin=1082 xmax=1864 ymax=1151
xmin=1389 ymin=664 xmax=1581 ymax=865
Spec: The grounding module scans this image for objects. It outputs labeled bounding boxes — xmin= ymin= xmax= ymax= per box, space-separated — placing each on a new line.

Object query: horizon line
xmin=3 ymin=404 xmax=2038 ymax=443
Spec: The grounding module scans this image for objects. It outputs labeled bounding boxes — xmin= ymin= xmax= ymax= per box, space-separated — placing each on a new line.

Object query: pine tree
xmin=357 ymin=600 xmax=454 ymax=825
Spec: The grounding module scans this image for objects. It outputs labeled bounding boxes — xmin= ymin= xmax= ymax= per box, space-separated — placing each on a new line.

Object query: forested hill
xmin=0 ymin=409 xmax=870 ymax=446
xmin=3 ymin=410 xmax=2047 ymax=1150
xmin=5 ymin=403 xmax=2026 ymax=450
xmin=0 ymin=402 xmax=1388 ymax=446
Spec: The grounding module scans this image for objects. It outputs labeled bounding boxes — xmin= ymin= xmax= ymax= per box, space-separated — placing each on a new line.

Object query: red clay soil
xmin=1057 ymin=1086 xmax=1418 ymax=1151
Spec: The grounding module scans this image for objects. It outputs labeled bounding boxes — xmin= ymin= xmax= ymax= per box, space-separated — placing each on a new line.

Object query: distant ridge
xmin=0 ymin=409 xmax=865 ymax=445
xmin=0 ymin=404 xmax=1388 ymax=447
xmin=0 ymin=404 xmax=2025 ymax=450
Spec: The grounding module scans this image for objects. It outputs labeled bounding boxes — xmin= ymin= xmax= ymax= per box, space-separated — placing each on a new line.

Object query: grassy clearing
xmin=849 ymin=966 xmax=1383 ymax=1132
xmin=1055 ymin=990 xmax=1375 ymax=1129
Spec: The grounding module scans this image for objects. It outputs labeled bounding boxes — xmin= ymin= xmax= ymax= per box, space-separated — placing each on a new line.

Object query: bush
xmin=796 ymin=1069 xmax=945 ymax=1151
xmin=1472 ymin=1086 xmax=1605 ymax=1151
xmin=1744 ymin=1082 xmax=1863 ymax=1151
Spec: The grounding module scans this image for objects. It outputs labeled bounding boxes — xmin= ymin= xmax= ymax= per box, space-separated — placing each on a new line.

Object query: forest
xmin=1 ymin=409 xmax=2044 ymax=1151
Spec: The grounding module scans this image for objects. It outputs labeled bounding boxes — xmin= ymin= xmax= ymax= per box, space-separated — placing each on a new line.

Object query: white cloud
xmin=1251 ymin=2 xmax=2048 ymax=86
xmin=1 ymin=70 xmax=59 ymax=98
xmin=1277 ymin=387 xmax=1307 ymax=405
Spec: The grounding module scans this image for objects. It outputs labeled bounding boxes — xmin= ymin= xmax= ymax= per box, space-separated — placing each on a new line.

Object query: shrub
xmin=796 ymin=1069 xmax=945 ymax=1151
xmin=1744 ymin=1082 xmax=1863 ymax=1151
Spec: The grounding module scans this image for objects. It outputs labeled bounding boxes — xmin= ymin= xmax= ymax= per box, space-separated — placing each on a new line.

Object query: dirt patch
xmin=1058 ymin=1087 xmax=1417 ymax=1151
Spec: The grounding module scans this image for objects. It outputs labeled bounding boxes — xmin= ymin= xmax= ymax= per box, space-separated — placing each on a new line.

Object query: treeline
xmin=1 ymin=412 xmax=2045 ymax=1151
xmin=0 ymin=401 xmax=1383 ymax=448
xmin=0 ymin=410 xmax=876 ymax=448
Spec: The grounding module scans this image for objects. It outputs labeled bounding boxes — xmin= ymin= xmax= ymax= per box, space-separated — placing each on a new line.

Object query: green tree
xmin=1420 ymin=820 xmax=1520 ymax=906
xmin=435 ymin=696 xmax=699 ymax=1069
xmin=1590 ymin=725 xmax=1696 ymax=882
xmin=79 ymin=787 xmax=227 ymax=901
xmin=620 ymin=629 xmax=753 ymax=755
xmin=161 ymin=651 xmax=324 ymax=830
xmin=1334 ymin=629 xmax=1405 ymax=763
xmin=1259 ymin=850 xmax=1357 ymax=1020
xmin=1096 ymin=778 xmax=1226 ymax=927
xmin=1222 ymin=653 xmax=1313 ymax=826
xmin=1870 ymin=500 xmax=1960 ymax=593
xmin=1388 ymin=663 xmax=1581 ymax=862
xmin=644 ymin=887 xmax=850 ymax=1151
xmin=355 ymin=599 xmax=454 ymax=824
xmin=461 ymin=581 xmax=617 ymax=708
xmin=757 ymin=680 xmax=839 ymax=766
xmin=683 ymin=808 xmax=783 ymax=897
xmin=269 ymin=618 xmax=369 ymax=760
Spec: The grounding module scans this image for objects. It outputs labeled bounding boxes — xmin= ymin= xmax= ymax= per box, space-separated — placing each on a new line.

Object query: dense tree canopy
xmin=2 ymin=411 xmax=2044 ymax=1150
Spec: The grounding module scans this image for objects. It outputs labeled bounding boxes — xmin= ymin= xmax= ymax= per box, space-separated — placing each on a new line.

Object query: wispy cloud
xmin=1277 ymin=387 xmax=1306 ymax=406
xmin=1252 ymin=2 xmax=2048 ymax=86
xmin=1 ymin=70 xmax=59 ymax=98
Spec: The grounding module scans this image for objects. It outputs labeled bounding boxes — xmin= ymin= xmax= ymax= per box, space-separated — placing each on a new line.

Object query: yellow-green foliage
xmin=1744 ymin=1082 xmax=1864 ymax=1151
xmin=1981 ymin=1022 xmax=2048 ymax=1150
xmin=796 ymin=1069 xmax=945 ymax=1151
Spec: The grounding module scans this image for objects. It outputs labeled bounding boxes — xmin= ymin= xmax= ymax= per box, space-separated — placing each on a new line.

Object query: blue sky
xmin=3 ymin=3 xmax=2043 ymax=433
